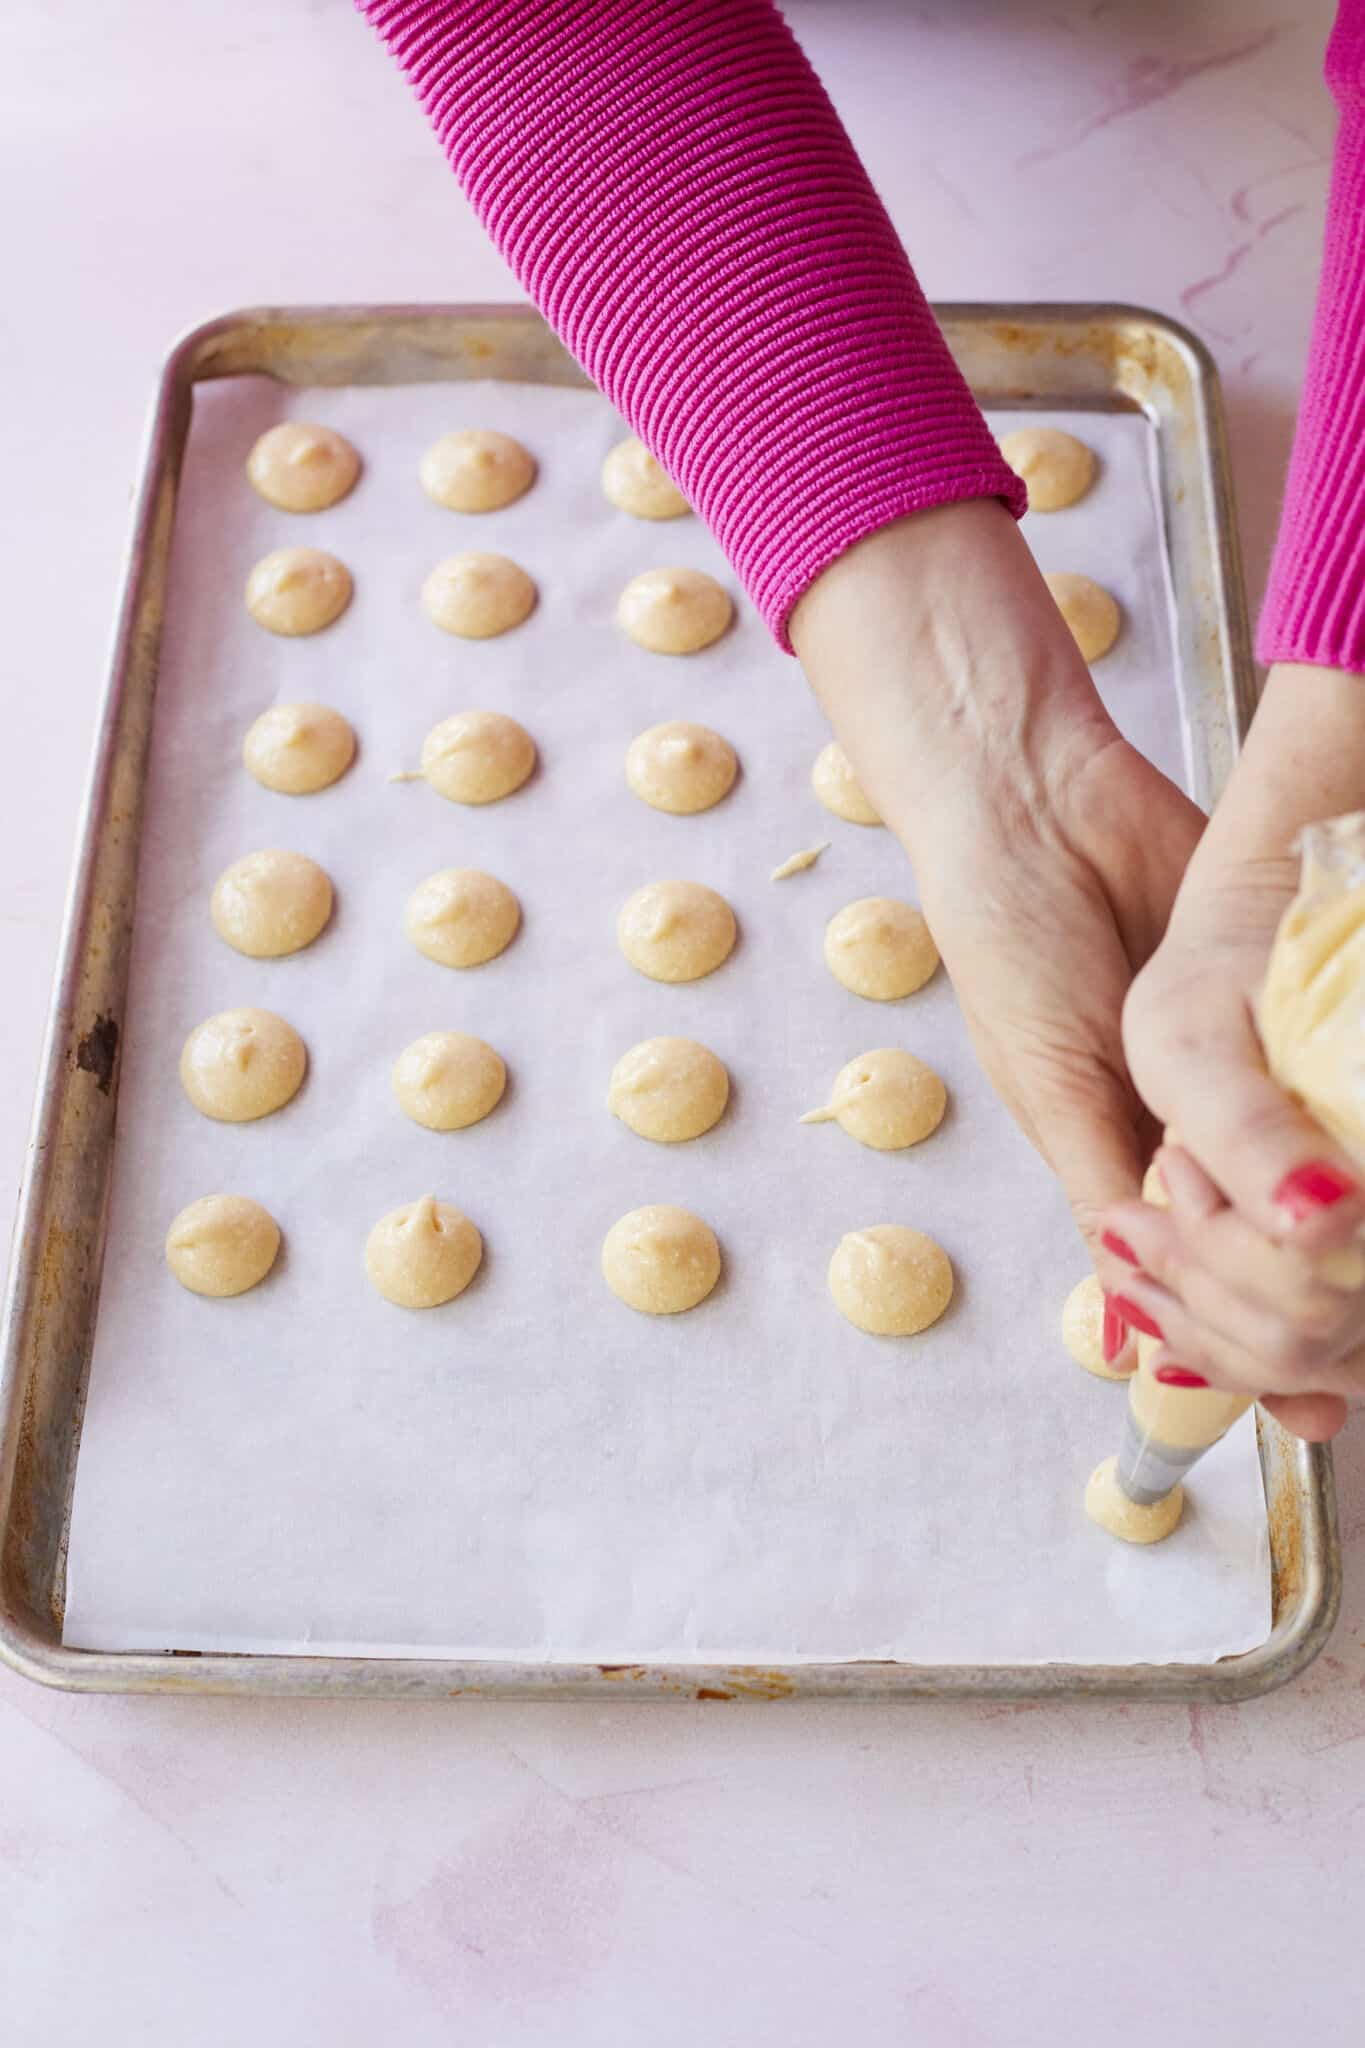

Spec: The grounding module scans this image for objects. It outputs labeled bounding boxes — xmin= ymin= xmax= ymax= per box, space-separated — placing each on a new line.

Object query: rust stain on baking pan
xmin=683 ymin=1671 xmax=801 ymax=1701
xmin=1267 ymin=1471 xmax=1304 ymax=1618
xmin=71 ymin=1012 xmax=119 ymax=1095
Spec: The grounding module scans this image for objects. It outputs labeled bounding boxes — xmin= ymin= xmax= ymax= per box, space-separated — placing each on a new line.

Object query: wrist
xmin=790 ymin=498 xmax=1114 ymax=858
xmin=1182 ymin=662 xmax=1365 ymax=884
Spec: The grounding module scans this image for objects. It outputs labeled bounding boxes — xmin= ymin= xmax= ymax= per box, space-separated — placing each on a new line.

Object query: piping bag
xmin=1089 ymin=811 xmax=1365 ymax=1542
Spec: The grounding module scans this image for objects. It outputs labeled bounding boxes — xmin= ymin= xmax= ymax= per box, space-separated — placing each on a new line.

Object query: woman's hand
xmin=907 ymin=722 xmax=1202 ymax=1253
xmin=791 ymin=500 xmax=1203 ymax=1299
xmin=1095 ymin=663 xmax=1365 ymax=1441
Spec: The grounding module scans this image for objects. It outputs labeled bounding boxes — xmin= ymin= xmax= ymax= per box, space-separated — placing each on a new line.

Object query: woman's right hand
xmin=791 ymin=500 xmax=1204 ymax=1285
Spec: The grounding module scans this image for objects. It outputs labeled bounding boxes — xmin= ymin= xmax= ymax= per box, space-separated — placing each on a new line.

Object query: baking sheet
xmin=61 ymin=378 xmax=1270 ymax=1664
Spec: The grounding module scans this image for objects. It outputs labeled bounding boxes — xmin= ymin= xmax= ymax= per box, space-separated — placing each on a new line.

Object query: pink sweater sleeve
xmin=357 ymin=0 xmax=1024 ymax=650
xmin=1257 ymin=2 xmax=1365 ymax=674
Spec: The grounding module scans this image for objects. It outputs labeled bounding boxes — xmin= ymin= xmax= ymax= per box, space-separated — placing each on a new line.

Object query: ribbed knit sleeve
xmin=357 ymin=0 xmax=1025 ymax=650
xmin=1257 ymin=2 xmax=1365 ymax=674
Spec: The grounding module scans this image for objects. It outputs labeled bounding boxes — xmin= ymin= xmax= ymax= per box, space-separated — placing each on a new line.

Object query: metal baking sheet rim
xmin=0 ymin=301 xmax=1339 ymax=1702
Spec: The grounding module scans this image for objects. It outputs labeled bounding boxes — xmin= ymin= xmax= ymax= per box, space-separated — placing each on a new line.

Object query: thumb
xmin=1037 ymin=1075 xmax=1150 ymax=1373
xmin=1039 ymin=1074 xmax=1149 ymax=1254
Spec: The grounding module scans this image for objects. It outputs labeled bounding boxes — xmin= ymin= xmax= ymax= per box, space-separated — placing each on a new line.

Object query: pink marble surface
xmin=1 ymin=2 xmax=1360 ymax=2039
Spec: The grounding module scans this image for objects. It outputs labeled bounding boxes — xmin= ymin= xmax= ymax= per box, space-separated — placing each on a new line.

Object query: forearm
xmin=1179 ymin=662 xmax=1365 ymax=889
xmin=789 ymin=498 xmax=1112 ymax=858
xmin=358 ymin=0 xmax=1024 ymax=648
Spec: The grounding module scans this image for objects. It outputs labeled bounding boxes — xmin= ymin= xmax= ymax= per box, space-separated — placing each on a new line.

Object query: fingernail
xmin=1101 ymin=1231 xmax=1139 ymax=1266
xmin=1102 ymin=1293 xmax=1125 ymax=1363
xmin=1275 ymin=1162 xmax=1358 ymax=1221
xmin=1154 ymin=1363 xmax=1208 ymax=1388
xmin=1110 ymin=1294 xmax=1163 ymax=1340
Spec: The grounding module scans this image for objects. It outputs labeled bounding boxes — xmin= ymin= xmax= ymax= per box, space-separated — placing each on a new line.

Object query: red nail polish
xmin=1110 ymin=1295 xmax=1164 ymax=1341
xmin=1102 ymin=1231 xmax=1139 ymax=1266
xmin=1154 ymin=1364 xmax=1208 ymax=1388
xmin=1102 ymin=1294 xmax=1125 ymax=1363
xmin=1275 ymin=1162 xmax=1358 ymax=1220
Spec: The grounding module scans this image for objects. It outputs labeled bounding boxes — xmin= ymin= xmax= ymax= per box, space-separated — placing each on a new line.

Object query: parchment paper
xmin=62 ymin=378 xmax=1270 ymax=1663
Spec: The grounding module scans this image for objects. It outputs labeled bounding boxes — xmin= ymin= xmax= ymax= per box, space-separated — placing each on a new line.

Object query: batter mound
xmin=617 ymin=880 xmax=736 ymax=983
xmin=404 ymin=868 xmax=521 ymax=968
xmin=392 ymin=1032 xmax=507 ymax=1132
xmin=365 ymin=1195 xmax=483 ymax=1309
xmin=246 ymin=422 xmax=360 ymax=513
xmin=828 ymin=1225 xmax=954 ymax=1336
xmin=210 ymin=849 xmax=333 ymax=959
xmin=422 ymin=552 xmax=537 ymax=638
xmin=1085 ymin=1456 xmax=1185 ymax=1544
xmin=801 ymin=1048 xmax=946 ymax=1151
xmin=165 ymin=1194 xmax=281 ymax=1298
xmin=245 ymin=547 xmax=353 ymax=636
xmin=601 ymin=435 xmax=690 ymax=520
xmin=179 ymin=1007 xmax=306 ymax=1122
xmin=811 ymin=740 xmax=882 ymax=825
xmin=421 ymin=710 xmax=536 ymax=805
xmin=243 ymin=702 xmax=356 ymax=794
xmin=419 ymin=428 xmax=536 ymax=512
xmin=824 ymin=898 xmax=939 ymax=1001
xmin=601 ymin=1204 xmax=721 ymax=1315
xmin=1061 ymin=1272 xmax=1129 ymax=1382
xmin=617 ymin=567 xmax=732 ymax=654
xmin=1044 ymin=571 xmax=1121 ymax=662
xmin=999 ymin=426 xmax=1096 ymax=512
xmin=608 ymin=1036 xmax=729 ymax=1143
xmin=625 ymin=721 xmax=737 ymax=815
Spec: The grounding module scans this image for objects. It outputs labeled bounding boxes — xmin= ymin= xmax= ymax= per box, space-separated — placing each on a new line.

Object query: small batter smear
xmin=770 ymin=841 xmax=829 ymax=881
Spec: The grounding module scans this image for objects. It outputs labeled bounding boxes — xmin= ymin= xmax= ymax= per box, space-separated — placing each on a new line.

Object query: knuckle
xmin=1294 ymin=1291 xmax=1352 ymax=1349
xmin=1262 ymin=1325 xmax=1320 ymax=1380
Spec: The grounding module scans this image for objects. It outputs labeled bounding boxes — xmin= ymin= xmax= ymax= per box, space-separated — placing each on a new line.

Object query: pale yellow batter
xmin=422 ymin=552 xmax=537 ymax=638
xmin=210 ymin=849 xmax=334 ymax=959
xmin=625 ymin=721 xmax=737 ymax=814
xmin=242 ymin=702 xmax=356 ymax=794
xmin=999 ymin=426 xmax=1096 ymax=512
xmin=392 ymin=1032 xmax=507 ymax=1132
xmin=365 ymin=1195 xmax=483 ymax=1309
xmin=824 ymin=898 xmax=939 ymax=1001
xmin=608 ymin=1036 xmax=729 ymax=1142
xmin=245 ymin=422 xmax=360 ymax=513
xmin=420 ymin=710 xmax=536 ymax=805
xmin=179 ymin=1007 xmax=306 ymax=1122
xmin=617 ymin=880 xmax=737 ymax=983
xmin=801 ymin=1048 xmax=946 ymax=1151
xmin=601 ymin=1204 xmax=721 ymax=1315
xmin=771 ymin=843 xmax=829 ymax=881
xmin=419 ymin=429 xmax=536 ymax=512
xmin=1061 ymin=1272 xmax=1129 ymax=1382
xmin=601 ymin=435 xmax=690 ymax=520
xmin=165 ymin=1194 xmax=281 ymax=1298
xmin=616 ymin=567 xmax=733 ymax=654
xmin=245 ymin=547 xmax=353 ymax=636
xmin=811 ymin=741 xmax=882 ymax=826
xmin=828 ymin=1225 xmax=954 ymax=1336
xmin=404 ymin=867 xmax=521 ymax=968
xmin=1128 ymin=1347 xmax=1252 ymax=1451
xmin=1043 ymin=571 xmax=1121 ymax=663
xmin=1259 ymin=815 xmax=1365 ymax=1159
xmin=1085 ymin=1457 xmax=1185 ymax=1544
